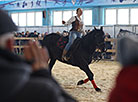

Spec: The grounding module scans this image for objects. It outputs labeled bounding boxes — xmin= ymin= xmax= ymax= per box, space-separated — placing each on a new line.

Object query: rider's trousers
xmin=64 ymin=31 xmax=82 ymax=51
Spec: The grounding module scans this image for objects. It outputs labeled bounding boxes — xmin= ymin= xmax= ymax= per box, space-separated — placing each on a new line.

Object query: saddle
xmin=57 ymin=36 xmax=81 ymax=59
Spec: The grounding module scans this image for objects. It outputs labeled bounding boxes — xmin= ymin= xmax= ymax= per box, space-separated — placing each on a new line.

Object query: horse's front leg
xmin=78 ymin=65 xmax=101 ymax=92
xmin=49 ymin=58 xmax=56 ymax=75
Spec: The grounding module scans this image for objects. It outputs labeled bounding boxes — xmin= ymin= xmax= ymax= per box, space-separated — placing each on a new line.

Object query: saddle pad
xmin=57 ymin=36 xmax=68 ymax=49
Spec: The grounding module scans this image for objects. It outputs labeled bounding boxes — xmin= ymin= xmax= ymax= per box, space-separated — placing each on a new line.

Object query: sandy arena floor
xmin=52 ymin=60 xmax=121 ymax=102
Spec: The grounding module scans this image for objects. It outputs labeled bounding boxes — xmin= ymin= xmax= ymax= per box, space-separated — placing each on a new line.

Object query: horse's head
xmin=117 ymin=29 xmax=138 ymax=38
xmin=93 ymin=26 xmax=105 ymax=53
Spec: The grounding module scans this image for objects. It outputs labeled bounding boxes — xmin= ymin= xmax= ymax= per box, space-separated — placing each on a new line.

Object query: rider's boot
xmin=62 ymin=49 xmax=68 ymax=61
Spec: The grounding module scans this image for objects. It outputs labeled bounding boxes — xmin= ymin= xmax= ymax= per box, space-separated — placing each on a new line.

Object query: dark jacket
xmin=0 ymin=48 xmax=76 ymax=102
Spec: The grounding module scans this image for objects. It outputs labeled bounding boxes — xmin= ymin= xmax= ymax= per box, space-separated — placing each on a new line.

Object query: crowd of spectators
xmin=14 ymin=31 xmax=48 ymax=38
xmin=14 ymin=29 xmax=92 ymax=38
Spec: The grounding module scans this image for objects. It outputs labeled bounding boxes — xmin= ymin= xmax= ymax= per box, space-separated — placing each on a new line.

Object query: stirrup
xmin=62 ymin=55 xmax=69 ymax=61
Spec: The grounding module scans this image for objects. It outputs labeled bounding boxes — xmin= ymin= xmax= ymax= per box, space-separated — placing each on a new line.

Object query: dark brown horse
xmin=42 ymin=27 xmax=105 ymax=92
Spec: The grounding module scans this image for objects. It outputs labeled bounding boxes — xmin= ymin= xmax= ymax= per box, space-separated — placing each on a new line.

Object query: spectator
xmin=28 ymin=32 xmax=34 ymax=37
xmin=41 ymin=33 xmax=45 ymax=38
xmin=45 ymin=32 xmax=48 ymax=36
xmin=40 ymin=32 xmax=48 ymax=38
xmin=104 ymin=33 xmax=112 ymax=59
xmin=108 ymin=36 xmax=138 ymax=102
xmin=22 ymin=31 xmax=30 ymax=46
xmin=20 ymin=31 xmax=26 ymax=45
xmin=25 ymin=31 xmax=30 ymax=37
xmin=15 ymin=32 xmax=22 ymax=37
xmin=0 ymin=9 xmax=76 ymax=102
xmin=21 ymin=31 xmax=25 ymax=37
xmin=38 ymin=33 xmax=43 ymax=38
xmin=33 ymin=30 xmax=38 ymax=37
xmin=14 ymin=32 xmax=21 ymax=54
xmin=14 ymin=32 xmax=21 ymax=45
xmin=38 ymin=33 xmax=44 ymax=45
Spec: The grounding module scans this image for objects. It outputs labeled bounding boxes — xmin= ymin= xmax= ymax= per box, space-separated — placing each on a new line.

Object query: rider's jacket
xmin=64 ymin=16 xmax=86 ymax=35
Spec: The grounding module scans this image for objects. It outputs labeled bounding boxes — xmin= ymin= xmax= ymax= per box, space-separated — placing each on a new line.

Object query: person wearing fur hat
xmin=0 ymin=9 xmax=77 ymax=102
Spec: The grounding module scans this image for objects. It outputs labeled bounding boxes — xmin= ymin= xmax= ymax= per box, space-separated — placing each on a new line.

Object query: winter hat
xmin=0 ymin=9 xmax=17 ymax=36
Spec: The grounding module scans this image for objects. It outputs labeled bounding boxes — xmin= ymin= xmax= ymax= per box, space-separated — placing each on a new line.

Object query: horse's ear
xmin=94 ymin=26 xmax=97 ymax=30
xmin=100 ymin=26 xmax=103 ymax=31
xmin=120 ymin=29 xmax=123 ymax=32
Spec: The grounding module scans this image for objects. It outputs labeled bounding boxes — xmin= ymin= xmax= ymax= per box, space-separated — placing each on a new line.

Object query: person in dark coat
xmin=0 ymin=9 xmax=77 ymax=102
xmin=108 ymin=36 xmax=138 ymax=102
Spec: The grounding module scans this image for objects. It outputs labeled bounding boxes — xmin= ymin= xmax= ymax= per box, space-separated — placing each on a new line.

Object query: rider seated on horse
xmin=62 ymin=8 xmax=86 ymax=61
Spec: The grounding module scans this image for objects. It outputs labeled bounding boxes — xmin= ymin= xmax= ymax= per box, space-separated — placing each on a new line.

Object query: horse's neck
xmin=81 ymin=33 xmax=96 ymax=54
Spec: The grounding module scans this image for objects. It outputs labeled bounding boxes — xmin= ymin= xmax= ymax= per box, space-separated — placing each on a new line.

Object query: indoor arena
xmin=0 ymin=0 xmax=138 ymax=102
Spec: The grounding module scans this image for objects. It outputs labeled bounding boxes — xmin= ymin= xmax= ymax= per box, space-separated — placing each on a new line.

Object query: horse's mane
xmin=83 ymin=29 xmax=96 ymax=38
xmin=81 ymin=29 xmax=101 ymax=44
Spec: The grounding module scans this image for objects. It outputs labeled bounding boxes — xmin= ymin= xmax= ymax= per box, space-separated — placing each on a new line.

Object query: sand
xmin=52 ymin=60 xmax=121 ymax=102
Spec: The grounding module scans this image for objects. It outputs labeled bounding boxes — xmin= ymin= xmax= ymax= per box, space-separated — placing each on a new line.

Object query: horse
xmin=117 ymin=29 xmax=138 ymax=38
xmin=42 ymin=27 xmax=105 ymax=92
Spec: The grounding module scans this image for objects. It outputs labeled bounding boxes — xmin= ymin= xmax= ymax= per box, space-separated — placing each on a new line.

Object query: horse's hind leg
xmin=77 ymin=78 xmax=89 ymax=85
xmin=49 ymin=59 xmax=56 ymax=75
xmin=78 ymin=65 xmax=101 ymax=92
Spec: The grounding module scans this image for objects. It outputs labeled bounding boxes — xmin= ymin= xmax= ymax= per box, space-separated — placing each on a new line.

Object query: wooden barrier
xmin=13 ymin=37 xmax=117 ymax=60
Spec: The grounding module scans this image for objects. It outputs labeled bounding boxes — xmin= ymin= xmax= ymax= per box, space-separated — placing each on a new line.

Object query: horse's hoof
xmin=95 ymin=88 xmax=102 ymax=92
xmin=77 ymin=80 xmax=84 ymax=85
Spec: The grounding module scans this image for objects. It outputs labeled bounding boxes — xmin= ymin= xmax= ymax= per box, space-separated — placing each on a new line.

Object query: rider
xmin=62 ymin=8 xmax=86 ymax=61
